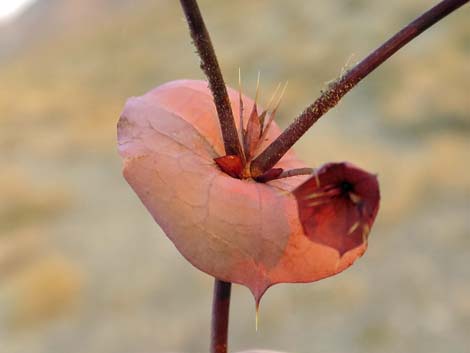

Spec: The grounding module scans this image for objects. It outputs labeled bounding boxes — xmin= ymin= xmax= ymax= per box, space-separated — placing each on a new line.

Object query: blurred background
xmin=0 ymin=0 xmax=469 ymax=352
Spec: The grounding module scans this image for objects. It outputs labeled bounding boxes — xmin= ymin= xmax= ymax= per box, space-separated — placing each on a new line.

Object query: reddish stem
xmin=211 ymin=280 xmax=232 ymax=353
xmin=179 ymin=2 xmax=235 ymax=352
xmin=179 ymin=0 xmax=243 ymax=159
xmin=250 ymin=0 xmax=469 ymax=177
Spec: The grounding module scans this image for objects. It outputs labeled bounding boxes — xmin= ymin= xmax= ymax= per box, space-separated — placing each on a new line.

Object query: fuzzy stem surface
xmin=180 ymin=0 xmax=243 ymax=158
xmin=250 ymin=0 xmax=469 ymax=177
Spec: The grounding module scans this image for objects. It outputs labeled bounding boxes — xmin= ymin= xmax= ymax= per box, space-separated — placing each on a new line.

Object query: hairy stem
xmin=179 ymin=0 xmax=243 ymax=158
xmin=211 ymin=280 xmax=232 ymax=353
xmin=250 ymin=0 xmax=469 ymax=177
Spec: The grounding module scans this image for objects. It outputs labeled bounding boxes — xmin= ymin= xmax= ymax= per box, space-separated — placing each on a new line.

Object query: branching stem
xmin=178 ymin=1 xmax=468 ymax=352
xmin=250 ymin=0 xmax=469 ymax=177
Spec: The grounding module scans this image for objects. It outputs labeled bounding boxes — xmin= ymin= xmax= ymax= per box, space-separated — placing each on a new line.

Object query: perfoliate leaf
xmin=118 ymin=80 xmax=380 ymax=303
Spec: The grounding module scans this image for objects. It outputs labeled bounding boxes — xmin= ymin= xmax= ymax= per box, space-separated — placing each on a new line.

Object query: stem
xmin=211 ymin=279 xmax=232 ymax=353
xmin=250 ymin=0 xmax=469 ymax=177
xmin=179 ymin=0 xmax=243 ymax=158
xmin=179 ymin=2 xmax=235 ymax=352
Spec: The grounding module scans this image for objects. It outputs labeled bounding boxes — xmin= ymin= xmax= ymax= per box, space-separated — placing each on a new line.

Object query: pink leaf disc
xmin=117 ymin=80 xmax=380 ymax=302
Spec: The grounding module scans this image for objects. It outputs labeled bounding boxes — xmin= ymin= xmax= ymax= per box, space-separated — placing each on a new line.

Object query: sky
xmin=0 ymin=0 xmax=36 ymax=22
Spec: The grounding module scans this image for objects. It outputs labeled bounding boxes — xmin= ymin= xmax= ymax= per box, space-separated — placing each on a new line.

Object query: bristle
xmin=255 ymin=302 xmax=260 ymax=332
xmin=258 ymin=83 xmax=280 ymax=135
xmin=303 ymin=191 xmax=328 ymax=200
xmin=277 ymin=167 xmax=314 ymax=179
xmin=307 ymin=199 xmax=330 ymax=208
xmin=261 ymin=81 xmax=288 ymax=137
xmin=265 ymin=83 xmax=282 ymax=113
xmin=255 ymin=71 xmax=261 ymax=105
xmin=340 ymin=53 xmax=356 ymax=78
xmin=238 ymin=68 xmax=243 ymax=125
xmin=348 ymin=221 xmax=360 ymax=235
xmin=238 ymin=68 xmax=243 ymax=122
xmin=349 ymin=192 xmax=362 ymax=204
xmin=314 ymin=171 xmax=321 ymax=188
xmin=257 ymin=110 xmax=268 ymax=134
xmin=274 ymin=81 xmax=288 ymax=111
xmin=362 ymin=224 xmax=371 ymax=243
xmin=238 ymin=68 xmax=246 ymax=161
xmin=269 ymin=81 xmax=288 ymax=118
